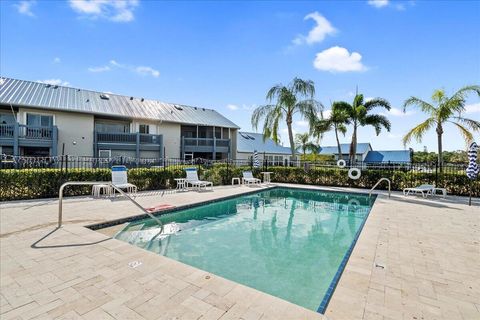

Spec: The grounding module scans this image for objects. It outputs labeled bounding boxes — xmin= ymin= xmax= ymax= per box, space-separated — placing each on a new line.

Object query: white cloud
xmin=293 ymin=12 xmax=336 ymax=46
xmin=465 ymin=102 xmax=480 ymax=114
xmin=367 ymin=0 xmax=389 ymax=8
xmin=38 ymin=79 xmax=70 ymax=86
xmin=313 ymin=46 xmax=367 ymax=73
xmin=227 ymin=104 xmax=239 ymax=111
xmin=88 ymin=60 xmax=159 ymax=77
xmin=135 ymin=66 xmax=160 ymax=78
xmin=15 ymin=1 xmax=36 ymax=17
xmin=322 ymin=109 xmax=332 ymax=119
xmin=69 ymin=0 xmax=139 ymax=22
xmin=381 ymin=107 xmax=415 ymax=117
xmin=88 ymin=65 xmax=111 ymax=72
xmin=53 ymin=57 xmax=61 ymax=64
xmin=387 ymin=133 xmax=402 ymax=139
xmin=295 ymin=120 xmax=309 ymax=127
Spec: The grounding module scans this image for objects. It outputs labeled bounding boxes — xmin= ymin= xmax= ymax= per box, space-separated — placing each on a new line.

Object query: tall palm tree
xmin=295 ymin=133 xmax=318 ymax=158
xmin=403 ymin=85 xmax=480 ymax=169
xmin=310 ymin=102 xmax=350 ymax=160
xmin=336 ymin=94 xmax=391 ymax=163
xmin=251 ymin=77 xmax=322 ymax=158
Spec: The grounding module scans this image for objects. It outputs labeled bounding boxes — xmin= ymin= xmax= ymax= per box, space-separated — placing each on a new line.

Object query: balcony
xmin=182 ymin=137 xmax=230 ymax=154
xmin=0 ymin=123 xmax=58 ymax=155
xmin=94 ymin=131 xmax=163 ymax=157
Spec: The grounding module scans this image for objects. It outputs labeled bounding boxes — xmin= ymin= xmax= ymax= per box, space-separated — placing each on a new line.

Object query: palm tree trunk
xmin=436 ymin=124 xmax=443 ymax=173
xmin=334 ymin=125 xmax=342 ymax=161
xmin=287 ymin=116 xmax=296 ymax=159
xmin=350 ymin=125 xmax=357 ymax=164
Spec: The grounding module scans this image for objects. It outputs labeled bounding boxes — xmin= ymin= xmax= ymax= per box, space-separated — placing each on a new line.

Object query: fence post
xmin=434 ymin=161 xmax=438 ymax=186
xmin=226 ymin=158 xmax=229 ymax=185
xmin=65 ymin=155 xmax=69 ymax=174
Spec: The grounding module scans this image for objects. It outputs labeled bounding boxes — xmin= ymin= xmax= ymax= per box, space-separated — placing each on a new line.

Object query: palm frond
xmin=364 ymin=97 xmax=391 ymax=112
xmin=450 ymin=122 xmax=474 ymax=144
xmin=402 ymin=118 xmax=435 ymax=146
xmin=251 ymin=104 xmax=277 ymax=130
xmin=403 ymin=96 xmax=436 ymax=114
xmin=266 ymin=85 xmax=285 ymax=101
xmin=363 ymin=114 xmax=391 ymax=135
xmin=290 ymin=78 xmax=315 ymax=98
xmin=453 ymin=117 xmax=480 ymax=132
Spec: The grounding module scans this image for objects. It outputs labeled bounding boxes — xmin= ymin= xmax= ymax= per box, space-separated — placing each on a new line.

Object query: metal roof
xmin=0 ymin=77 xmax=239 ymax=128
xmin=319 ymin=143 xmax=372 ymax=155
xmin=364 ymin=150 xmax=411 ymax=163
xmin=237 ymin=132 xmax=292 ymax=155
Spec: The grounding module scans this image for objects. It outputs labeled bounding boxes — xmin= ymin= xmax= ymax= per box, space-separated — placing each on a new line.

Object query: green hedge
xmin=0 ymin=165 xmax=478 ymax=201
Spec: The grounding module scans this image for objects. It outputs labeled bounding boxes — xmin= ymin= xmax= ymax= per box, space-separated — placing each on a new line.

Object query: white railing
xmin=57 ymin=181 xmax=163 ymax=230
xmin=369 ymin=178 xmax=391 ymax=198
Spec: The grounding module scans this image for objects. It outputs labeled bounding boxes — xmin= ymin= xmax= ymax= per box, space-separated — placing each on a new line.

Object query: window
xmin=26 ymin=114 xmax=53 ymax=127
xmin=215 ymin=127 xmax=221 ymax=139
xmin=95 ymin=122 xmax=130 ymax=133
xmin=139 ymin=124 xmax=150 ymax=134
xmin=98 ymin=150 xmax=111 ymax=158
xmin=0 ymin=113 xmax=15 ymax=124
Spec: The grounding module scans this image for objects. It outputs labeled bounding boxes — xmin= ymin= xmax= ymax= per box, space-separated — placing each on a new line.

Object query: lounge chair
xmin=185 ymin=168 xmax=213 ymax=191
xmin=242 ymin=171 xmax=261 ymax=185
xmin=111 ymin=165 xmax=138 ymax=194
xmin=403 ymin=184 xmax=434 ymax=198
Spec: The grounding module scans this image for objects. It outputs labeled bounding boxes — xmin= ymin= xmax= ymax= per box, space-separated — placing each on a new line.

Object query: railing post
xmin=65 ymin=155 xmax=69 ymax=173
xmin=13 ymin=122 xmax=19 ymax=157
xmin=212 ymin=137 xmax=216 ymax=160
xmin=136 ymin=132 xmax=140 ymax=167
xmin=51 ymin=126 xmax=58 ymax=156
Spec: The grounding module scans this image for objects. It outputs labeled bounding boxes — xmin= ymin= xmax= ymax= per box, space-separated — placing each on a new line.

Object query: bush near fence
xmin=0 ymin=161 xmax=478 ymax=201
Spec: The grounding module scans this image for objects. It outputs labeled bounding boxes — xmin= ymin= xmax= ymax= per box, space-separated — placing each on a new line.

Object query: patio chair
xmin=242 ymin=171 xmax=261 ymax=185
xmin=185 ymin=168 xmax=213 ymax=191
xmin=403 ymin=184 xmax=434 ymax=198
xmin=111 ymin=165 xmax=138 ymax=194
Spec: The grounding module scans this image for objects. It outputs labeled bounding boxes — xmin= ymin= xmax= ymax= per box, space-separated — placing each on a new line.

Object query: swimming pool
xmin=114 ymin=187 xmax=375 ymax=312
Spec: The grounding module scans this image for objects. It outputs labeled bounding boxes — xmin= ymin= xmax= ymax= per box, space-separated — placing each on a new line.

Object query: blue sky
xmin=1 ymin=0 xmax=479 ymax=151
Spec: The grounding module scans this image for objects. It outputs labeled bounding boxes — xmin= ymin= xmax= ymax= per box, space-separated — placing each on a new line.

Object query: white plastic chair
xmin=185 ymin=168 xmax=213 ymax=191
xmin=242 ymin=171 xmax=261 ymax=185
xmin=111 ymin=165 xmax=137 ymax=194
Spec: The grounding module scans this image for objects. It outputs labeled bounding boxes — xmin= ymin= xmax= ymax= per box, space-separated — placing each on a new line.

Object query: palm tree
xmin=403 ymin=85 xmax=480 ymax=170
xmin=295 ymin=133 xmax=318 ymax=158
xmin=251 ymin=77 xmax=322 ymax=158
xmin=310 ymin=102 xmax=350 ymax=160
xmin=335 ymin=94 xmax=391 ymax=163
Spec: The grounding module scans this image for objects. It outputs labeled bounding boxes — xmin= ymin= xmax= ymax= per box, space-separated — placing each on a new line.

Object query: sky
xmin=1 ymin=0 xmax=479 ymax=152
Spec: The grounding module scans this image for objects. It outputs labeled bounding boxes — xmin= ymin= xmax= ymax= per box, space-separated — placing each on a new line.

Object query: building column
xmin=212 ymin=136 xmax=216 ymax=160
xmin=13 ymin=122 xmax=19 ymax=156
xmin=51 ymin=126 xmax=58 ymax=156
xmin=135 ymin=132 xmax=140 ymax=161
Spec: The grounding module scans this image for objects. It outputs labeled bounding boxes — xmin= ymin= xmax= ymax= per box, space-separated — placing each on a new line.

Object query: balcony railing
xmin=0 ymin=124 xmax=56 ymax=140
xmin=183 ymin=137 xmax=230 ymax=147
xmin=96 ymin=132 xmax=162 ymax=145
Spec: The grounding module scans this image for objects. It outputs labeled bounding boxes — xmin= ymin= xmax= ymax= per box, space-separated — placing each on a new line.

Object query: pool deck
xmin=0 ymin=184 xmax=479 ymax=320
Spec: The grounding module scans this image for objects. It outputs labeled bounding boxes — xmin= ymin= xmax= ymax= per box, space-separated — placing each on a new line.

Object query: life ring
xmin=348 ymin=168 xmax=361 ymax=180
xmin=337 ymin=159 xmax=346 ymax=168
xmin=348 ymin=198 xmax=360 ymax=206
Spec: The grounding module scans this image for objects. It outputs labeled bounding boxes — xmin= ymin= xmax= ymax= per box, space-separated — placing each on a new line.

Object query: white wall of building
xmin=18 ymin=108 xmax=94 ymax=156
xmin=158 ymin=122 xmax=181 ymax=158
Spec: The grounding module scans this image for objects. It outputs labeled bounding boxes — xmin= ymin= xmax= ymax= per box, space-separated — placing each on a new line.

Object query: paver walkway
xmin=1 ymin=184 xmax=479 ymax=319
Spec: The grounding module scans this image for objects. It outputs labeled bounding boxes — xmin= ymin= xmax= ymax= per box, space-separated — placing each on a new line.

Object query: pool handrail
xmin=58 ymin=181 xmax=164 ymax=231
xmin=369 ymin=178 xmax=391 ymax=198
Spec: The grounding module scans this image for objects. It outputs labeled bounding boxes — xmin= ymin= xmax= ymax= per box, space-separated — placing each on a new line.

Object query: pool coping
xmin=87 ymin=185 xmax=378 ymax=314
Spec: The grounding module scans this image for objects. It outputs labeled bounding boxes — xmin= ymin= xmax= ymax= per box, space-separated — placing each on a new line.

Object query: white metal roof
xmin=0 ymin=77 xmax=239 ymax=128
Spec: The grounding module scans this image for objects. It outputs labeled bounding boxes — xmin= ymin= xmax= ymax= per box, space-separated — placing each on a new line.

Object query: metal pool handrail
xmin=369 ymin=178 xmax=391 ymax=198
xmin=58 ymin=181 xmax=164 ymax=231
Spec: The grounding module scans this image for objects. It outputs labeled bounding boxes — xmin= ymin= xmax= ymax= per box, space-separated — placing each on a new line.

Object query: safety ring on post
xmin=348 ymin=167 xmax=361 ymax=180
xmin=337 ymin=159 xmax=346 ymax=168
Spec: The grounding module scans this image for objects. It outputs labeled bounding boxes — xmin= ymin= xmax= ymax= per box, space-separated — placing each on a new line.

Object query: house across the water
xmin=319 ymin=143 xmax=412 ymax=164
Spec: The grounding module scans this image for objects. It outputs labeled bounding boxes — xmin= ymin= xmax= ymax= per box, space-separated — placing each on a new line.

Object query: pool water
xmin=114 ymin=187 xmax=375 ymax=312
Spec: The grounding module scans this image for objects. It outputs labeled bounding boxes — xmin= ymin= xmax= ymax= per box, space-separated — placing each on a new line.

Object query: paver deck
xmin=1 ymin=184 xmax=479 ymax=320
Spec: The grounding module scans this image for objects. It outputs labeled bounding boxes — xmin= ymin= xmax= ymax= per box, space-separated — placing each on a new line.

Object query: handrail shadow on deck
xmin=31 ymin=227 xmax=111 ymax=249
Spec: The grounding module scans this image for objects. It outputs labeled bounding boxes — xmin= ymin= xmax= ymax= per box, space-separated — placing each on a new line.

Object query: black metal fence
xmin=0 ymin=154 xmax=478 ymax=200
